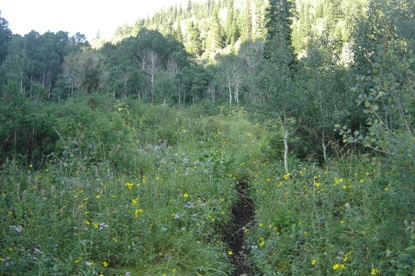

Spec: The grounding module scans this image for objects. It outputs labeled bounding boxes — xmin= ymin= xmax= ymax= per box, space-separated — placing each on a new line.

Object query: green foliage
xmin=353 ymin=48 xmax=415 ymax=178
xmin=293 ymin=35 xmax=362 ymax=163
xmin=209 ymin=8 xmax=226 ymax=50
xmin=1 ymin=2 xmax=415 ymax=274
xmin=0 ymin=90 xmax=59 ymax=163
xmin=247 ymin=156 xmax=415 ymax=275
xmin=0 ymin=99 xmax=273 ymax=275
xmin=340 ymin=0 xmax=415 ymax=181
xmin=186 ymin=22 xmax=204 ymax=57
xmin=0 ymin=11 xmax=12 ymax=65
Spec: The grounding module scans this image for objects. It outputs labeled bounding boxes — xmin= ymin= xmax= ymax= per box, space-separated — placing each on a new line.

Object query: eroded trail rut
xmin=224 ymin=182 xmax=256 ymax=276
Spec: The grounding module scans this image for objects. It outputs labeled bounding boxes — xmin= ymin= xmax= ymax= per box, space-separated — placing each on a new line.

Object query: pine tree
xmin=187 ymin=22 xmax=203 ymax=56
xmin=252 ymin=0 xmax=266 ymax=39
xmin=174 ymin=20 xmax=184 ymax=43
xmin=240 ymin=0 xmax=253 ymax=40
xmin=225 ymin=0 xmax=235 ymax=45
xmin=264 ymin=0 xmax=296 ymax=72
xmin=210 ymin=8 xmax=225 ymax=49
xmin=0 ymin=11 xmax=12 ymax=65
xmin=263 ymin=0 xmax=297 ymax=174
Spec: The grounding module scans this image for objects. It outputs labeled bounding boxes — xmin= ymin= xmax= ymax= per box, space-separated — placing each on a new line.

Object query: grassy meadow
xmin=1 ymin=96 xmax=414 ymax=275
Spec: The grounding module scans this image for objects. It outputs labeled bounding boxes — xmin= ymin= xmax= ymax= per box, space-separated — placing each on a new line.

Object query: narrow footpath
xmin=224 ymin=182 xmax=256 ymax=276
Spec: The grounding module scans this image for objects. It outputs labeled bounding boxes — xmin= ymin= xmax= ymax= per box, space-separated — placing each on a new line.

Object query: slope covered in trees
xmin=1 ymin=0 xmax=415 ymax=274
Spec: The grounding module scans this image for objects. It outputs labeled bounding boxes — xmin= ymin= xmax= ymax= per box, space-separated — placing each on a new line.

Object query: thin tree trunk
xmin=228 ymin=81 xmax=232 ymax=107
xmin=283 ymin=127 xmax=289 ymax=174
xmin=322 ymin=130 xmax=328 ymax=167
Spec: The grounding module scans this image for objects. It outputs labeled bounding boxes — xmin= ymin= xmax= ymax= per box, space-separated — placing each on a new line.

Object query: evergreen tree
xmin=0 ymin=11 xmax=12 ymax=65
xmin=174 ymin=20 xmax=184 ymax=43
xmin=254 ymin=0 xmax=266 ymax=39
xmin=225 ymin=0 xmax=235 ymax=45
xmin=240 ymin=0 xmax=253 ymax=40
xmin=264 ymin=0 xmax=296 ymax=72
xmin=187 ymin=22 xmax=203 ymax=57
xmin=263 ymin=0 xmax=297 ymax=174
xmin=209 ymin=8 xmax=225 ymax=50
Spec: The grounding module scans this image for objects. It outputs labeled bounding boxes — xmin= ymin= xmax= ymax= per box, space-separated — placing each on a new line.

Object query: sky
xmin=1 ymin=0 xmax=189 ymax=40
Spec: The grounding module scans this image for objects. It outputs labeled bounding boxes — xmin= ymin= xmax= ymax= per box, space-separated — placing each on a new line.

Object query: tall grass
xmin=1 ymin=96 xmax=414 ymax=275
xmin=0 ymin=98 xmax=269 ymax=275
xmin=248 ymin=155 xmax=415 ymax=275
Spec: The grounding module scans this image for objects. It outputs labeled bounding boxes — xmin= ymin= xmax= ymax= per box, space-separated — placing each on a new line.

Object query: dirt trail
xmin=224 ymin=182 xmax=256 ymax=276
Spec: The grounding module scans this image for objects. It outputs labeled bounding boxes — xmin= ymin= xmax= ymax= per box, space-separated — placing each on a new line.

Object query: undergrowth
xmin=1 ymin=96 xmax=414 ymax=275
xmin=248 ymin=156 xmax=415 ymax=275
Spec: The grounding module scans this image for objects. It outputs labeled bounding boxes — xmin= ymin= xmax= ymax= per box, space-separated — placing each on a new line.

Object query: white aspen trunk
xmin=228 ymin=81 xmax=232 ymax=107
xmin=146 ymin=51 xmax=159 ymax=105
xmin=123 ymin=72 xmax=129 ymax=98
xmin=322 ymin=130 xmax=328 ymax=167
xmin=234 ymin=81 xmax=239 ymax=106
xmin=283 ymin=127 xmax=290 ymax=174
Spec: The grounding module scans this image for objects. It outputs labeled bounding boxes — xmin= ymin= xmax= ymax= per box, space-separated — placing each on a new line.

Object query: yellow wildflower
xmin=103 ymin=261 xmax=108 ymax=267
xmin=333 ymin=263 xmax=345 ymax=270
xmin=371 ymin=268 xmax=379 ymax=275
xmin=311 ymin=259 xmax=316 ymax=265
xmin=183 ymin=193 xmax=189 ymax=198
xmin=132 ymin=198 xmax=138 ymax=205
xmin=228 ymin=251 xmax=233 ymax=255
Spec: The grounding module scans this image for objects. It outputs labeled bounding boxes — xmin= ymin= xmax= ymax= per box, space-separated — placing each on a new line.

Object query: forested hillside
xmin=1 ymin=0 xmax=415 ymax=275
